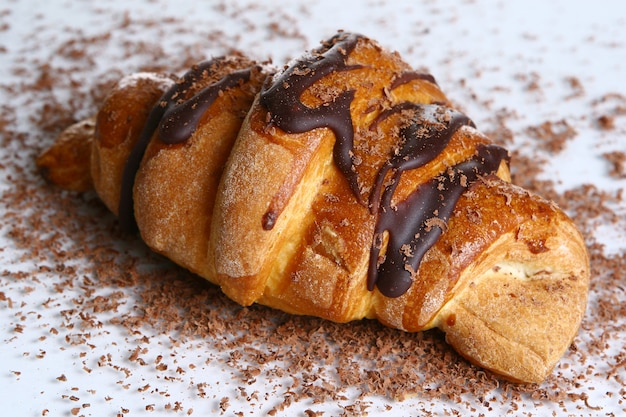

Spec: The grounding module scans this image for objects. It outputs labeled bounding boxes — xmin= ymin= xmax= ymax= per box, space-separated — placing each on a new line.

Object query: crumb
xmin=524 ymin=119 xmax=577 ymax=153
xmin=596 ymin=114 xmax=615 ymax=130
xmin=603 ymin=151 xmax=626 ymax=178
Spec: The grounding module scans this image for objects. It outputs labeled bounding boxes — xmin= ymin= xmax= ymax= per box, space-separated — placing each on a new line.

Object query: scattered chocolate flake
xmin=564 ymin=76 xmax=585 ymax=99
xmin=524 ymin=119 xmax=577 ymax=154
xmin=603 ymin=151 xmax=626 ymax=179
xmin=596 ymin=114 xmax=615 ymax=130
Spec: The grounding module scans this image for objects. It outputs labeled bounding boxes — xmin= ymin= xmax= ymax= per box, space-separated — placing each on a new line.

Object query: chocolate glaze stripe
xmin=259 ymin=32 xmax=364 ymax=222
xmin=256 ymin=32 xmax=509 ymax=298
xmin=159 ymin=68 xmax=253 ymax=144
xmin=368 ymin=144 xmax=509 ymax=298
xmin=118 ymin=60 xmax=252 ymax=233
xmin=390 ymin=71 xmax=438 ymax=90
xmin=368 ymin=103 xmax=474 ymax=215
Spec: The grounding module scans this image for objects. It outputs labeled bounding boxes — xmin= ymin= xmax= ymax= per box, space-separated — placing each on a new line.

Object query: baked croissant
xmin=37 ymin=32 xmax=589 ymax=383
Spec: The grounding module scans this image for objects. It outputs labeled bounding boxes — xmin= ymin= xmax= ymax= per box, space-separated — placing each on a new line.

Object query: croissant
xmin=37 ymin=32 xmax=589 ymax=383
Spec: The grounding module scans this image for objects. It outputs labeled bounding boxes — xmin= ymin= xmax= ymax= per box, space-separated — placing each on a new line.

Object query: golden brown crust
xmin=36 ymin=32 xmax=590 ymax=384
xmin=36 ymin=117 xmax=96 ymax=192
xmin=91 ymin=72 xmax=176 ymax=215
xmin=434 ymin=178 xmax=589 ymax=383
xmin=134 ymin=56 xmax=268 ymax=279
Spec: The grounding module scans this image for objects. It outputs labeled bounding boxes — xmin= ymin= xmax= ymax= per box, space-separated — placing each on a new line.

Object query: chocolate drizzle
xmin=368 ymin=104 xmax=475 ymax=215
xmin=159 ymin=68 xmax=252 ymax=145
xmin=257 ymin=32 xmax=509 ymax=298
xmin=259 ymin=32 xmax=363 ymax=204
xmin=390 ymin=71 xmax=438 ymax=90
xmin=368 ymin=143 xmax=509 ymax=298
xmin=115 ymin=32 xmax=509 ymax=300
xmin=118 ymin=60 xmax=253 ymax=232
xmin=366 ymin=102 xmax=482 ymax=297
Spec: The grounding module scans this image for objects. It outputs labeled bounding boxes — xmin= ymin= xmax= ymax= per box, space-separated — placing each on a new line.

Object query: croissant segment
xmin=37 ymin=32 xmax=589 ymax=383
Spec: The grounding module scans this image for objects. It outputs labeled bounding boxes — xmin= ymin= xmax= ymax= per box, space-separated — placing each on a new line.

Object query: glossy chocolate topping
xmin=390 ymin=71 xmax=438 ymax=90
xmin=259 ymin=32 xmax=364 ymax=202
xmin=159 ymin=68 xmax=252 ymax=145
xmin=258 ymin=32 xmax=508 ymax=298
xmin=368 ymin=104 xmax=475 ymax=216
xmin=118 ymin=60 xmax=253 ymax=232
xmin=369 ymin=143 xmax=508 ymax=298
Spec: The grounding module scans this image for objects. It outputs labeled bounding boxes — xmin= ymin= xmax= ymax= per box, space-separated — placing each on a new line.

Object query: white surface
xmin=1 ymin=0 xmax=625 ymax=416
